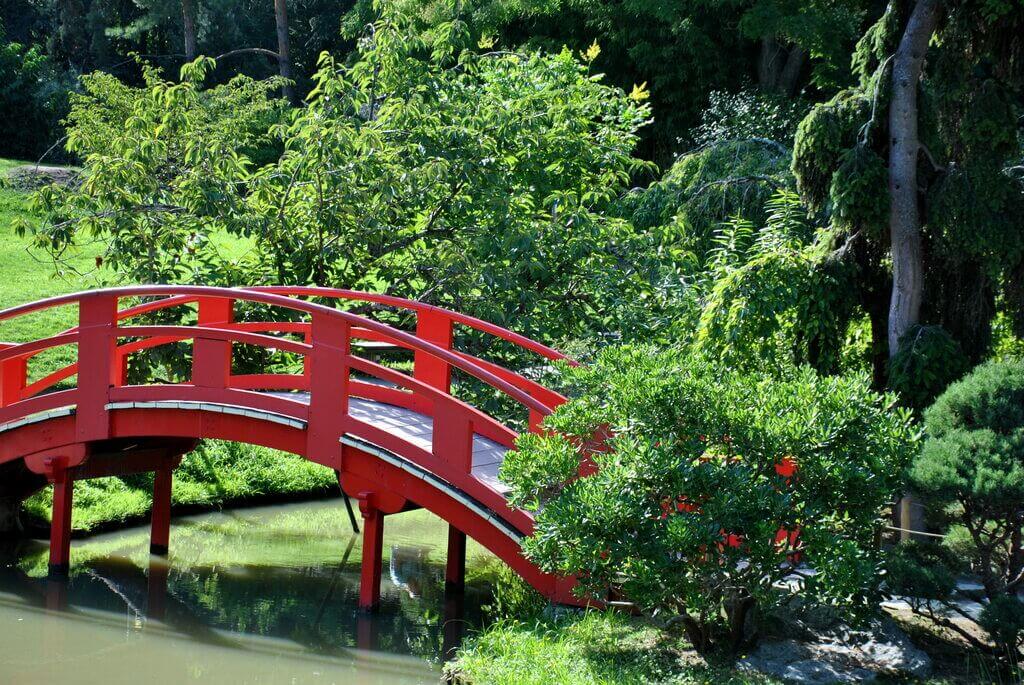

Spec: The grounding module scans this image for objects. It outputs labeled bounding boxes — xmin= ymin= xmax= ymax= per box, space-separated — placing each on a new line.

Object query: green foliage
xmin=23 ymin=59 xmax=287 ymax=284
xmin=28 ymin=14 xmax=655 ymax=348
xmin=447 ymin=610 xmax=770 ymax=685
xmin=483 ymin=562 xmax=548 ymax=621
xmin=0 ymin=39 xmax=72 ymax=159
xmin=347 ymin=0 xmax=875 ymax=161
xmin=24 ymin=440 xmax=336 ymax=532
xmin=884 ymin=541 xmax=961 ymax=601
xmin=893 ymin=359 xmax=1024 ymax=656
xmin=828 ymin=145 xmax=888 ymax=239
xmin=691 ymin=191 xmax=856 ymax=374
xmin=887 ymin=325 xmax=970 ymax=411
xmin=792 ymin=0 xmax=1024 ymax=372
xmin=622 ymin=140 xmax=793 ymax=268
xmin=979 ymin=596 xmax=1024 ymax=653
xmin=692 ymin=89 xmax=809 ymax=147
xmin=791 ymin=91 xmax=872 ymax=216
xmin=503 ymin=345 xmax=916 ymax=653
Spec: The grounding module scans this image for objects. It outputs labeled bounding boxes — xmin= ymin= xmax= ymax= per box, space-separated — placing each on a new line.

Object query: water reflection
xmin=0 ymin=501 xmax=499 ymax=683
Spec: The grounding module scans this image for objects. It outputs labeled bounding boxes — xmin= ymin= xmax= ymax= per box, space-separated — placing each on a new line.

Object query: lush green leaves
xmin=893 ymin=359 xmax=1024 ymax=655
xmin=503 ymin=345 xmax=915 ymax=652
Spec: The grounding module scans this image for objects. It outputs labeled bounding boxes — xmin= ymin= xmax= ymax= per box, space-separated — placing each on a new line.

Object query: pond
xmin=0 ymin=500 xmax=501 ymax=683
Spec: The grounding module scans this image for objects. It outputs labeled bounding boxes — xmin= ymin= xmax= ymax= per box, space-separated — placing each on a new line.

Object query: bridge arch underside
xmin=0 ymin=406 xmax=574 ymax=607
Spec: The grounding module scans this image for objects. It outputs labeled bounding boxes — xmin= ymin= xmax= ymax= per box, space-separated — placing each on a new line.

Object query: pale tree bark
xmin=273 ymin=0 xmax=295 ymax=103
xmin=889 ymin=0 xmax=942 ymax=540
xmin=887 ymin=0 xmax=941 ymax=356
xmin=182 ymin=0 xmax=198 ymax=61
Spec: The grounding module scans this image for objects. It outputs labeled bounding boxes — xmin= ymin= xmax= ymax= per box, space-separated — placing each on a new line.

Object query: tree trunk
xmin=273 ymin=0 xmax=295 ymax=103
xmin=758 ymin=37 xmax=784 ymax=91
xmin=887 ymin=0 xmax=940 ymax=356
xmin=181 ymin=0 xmax=198 ymax=61
xmin=777 ymin=45 xmax=806 ymax=96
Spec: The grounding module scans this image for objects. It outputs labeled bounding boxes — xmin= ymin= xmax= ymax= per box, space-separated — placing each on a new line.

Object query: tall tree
xmin=887 ymin=0 xmax=941 ymax=356
xmin=182 ymin=0 xmax=198 ymax=60
xmin=273 ymin=0 xmax=294 ymax=102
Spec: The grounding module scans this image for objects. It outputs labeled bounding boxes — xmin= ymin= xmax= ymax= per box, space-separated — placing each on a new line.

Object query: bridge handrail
xmin=0 ymin=286 xmax=556 ymax=420
xmin=245 ymin=286 xmax=572 ymax=364
xmin=0 ymin=287 xmax=570 ymax=407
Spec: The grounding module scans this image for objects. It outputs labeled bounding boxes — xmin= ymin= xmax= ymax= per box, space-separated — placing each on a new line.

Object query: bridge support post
xmin=48 ymin=465 xmax=74 ymax=579
xmin=147 ymin=557 xmax=170 ymax=621
xmin=358 ymin=493 xmax=384 ymax=612
xmin=445 ymin=525 xmax=466 ymax=591
xmin=150 ymin=467 xmax=173 ymax=555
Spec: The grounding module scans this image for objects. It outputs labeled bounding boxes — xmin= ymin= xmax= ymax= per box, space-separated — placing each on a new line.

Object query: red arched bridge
xmin=0 ymin=286 xmax=580 ymax=608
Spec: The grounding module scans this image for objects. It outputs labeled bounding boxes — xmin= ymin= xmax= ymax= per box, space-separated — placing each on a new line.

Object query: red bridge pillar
xmin=358 ymin=493 xmax=384 ymax=612
xmin=48 ymin=463 xmax=74 ymax=578
xmin=150 ymin=467 xmax=173 ymax=555
xmin=445 ymin=525 xmax=466 ymax=591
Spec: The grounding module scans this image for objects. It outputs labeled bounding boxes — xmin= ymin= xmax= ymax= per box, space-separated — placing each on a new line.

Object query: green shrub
xmin=502 ymin=345 xmax=916 ymax=654
xmin=888 ymin=359 xmax=1024 ymax=658
xmin=887 ymin=325 xmax=970 ymax=410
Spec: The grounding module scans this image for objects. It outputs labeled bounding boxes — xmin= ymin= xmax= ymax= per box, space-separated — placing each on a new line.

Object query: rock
xmin=738 ymin=618 xmax=931 ymax=683
xmin=4 ymin=165 xmax=79 ymax=191
xmin=782 ymin=659 xmax=875 ymax=684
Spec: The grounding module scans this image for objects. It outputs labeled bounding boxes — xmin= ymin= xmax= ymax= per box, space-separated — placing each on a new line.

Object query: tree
xmin=344 ymin=0 xmax=878 ymax=162
xmin=24 ymin=13 xmax=655 ymax=350
xmin=888 ymin=359 xmax=1024 ymax=659
xmin=273 ymin=0 xmax=294 ymax=102
xmin=182 ymin=0 xmax=198 ymax=61
xmin=887 ymin=0 xmax=940 ymax=356
xmin=791 ymin=0 xmax=1024 ymax=394
xmin=501 ymin=346 xmax=916 ymax=653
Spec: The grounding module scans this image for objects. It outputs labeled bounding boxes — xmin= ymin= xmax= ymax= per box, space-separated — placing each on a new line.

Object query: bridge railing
xmin=0 ymin=287 xmax=570 ymax=493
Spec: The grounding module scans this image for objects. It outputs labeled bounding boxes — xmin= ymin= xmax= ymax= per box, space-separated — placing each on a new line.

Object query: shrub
xmin=887 ymin=359 xmax=1024 ymax=658
xmin=887 ymin=325 xmax=970 ymax=410
xmin=501 ymin=345 xmax=916 ymax=654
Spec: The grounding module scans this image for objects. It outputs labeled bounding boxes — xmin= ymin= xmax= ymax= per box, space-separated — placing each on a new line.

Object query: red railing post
xmin=0 ymin=352 xmax=26 ymax=407
xmin=414 ymin=309 xmax=453 ymax=392
xmin=76 ymin=294 xmax=117 ymax=442
xmin=306 ymin=311 xmax=350 ymax=467
xmin=433 ymin=401 xmax=473 ymax=472
xmin=193 ymin=297 xmax=234 ymax=387
xmin=113 ymin=348 xmax=129 ymax=387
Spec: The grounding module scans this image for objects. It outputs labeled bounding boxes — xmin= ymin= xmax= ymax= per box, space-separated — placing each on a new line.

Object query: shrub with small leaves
xmin=503 ymin=345 xmax=916 ymax=654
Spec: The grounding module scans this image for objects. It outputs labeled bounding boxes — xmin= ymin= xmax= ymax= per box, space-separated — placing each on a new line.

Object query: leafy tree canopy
xmin=25 ymin=10 xmax=656 ymax=346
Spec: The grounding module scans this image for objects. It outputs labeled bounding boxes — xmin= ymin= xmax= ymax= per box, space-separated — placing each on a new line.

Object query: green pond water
xmin=0 ymin=499 xmax=501 ymax=683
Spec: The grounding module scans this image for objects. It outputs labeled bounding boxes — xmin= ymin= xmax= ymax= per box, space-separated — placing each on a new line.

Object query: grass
xmin=446 ymin=611 xmax=781 ymax=685
xmin=0 ymin=158 xmax=337 ymax=532
xmin=447 ymin=607 xmax=1023 ymax=685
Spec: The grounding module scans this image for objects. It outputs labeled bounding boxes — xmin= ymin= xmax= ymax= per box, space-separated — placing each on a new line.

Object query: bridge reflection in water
xmin=0 ymin=501 xmax=493 ymax=683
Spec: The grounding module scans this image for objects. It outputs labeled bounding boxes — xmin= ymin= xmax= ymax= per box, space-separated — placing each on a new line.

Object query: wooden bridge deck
xmin=266 ymin=392 xmax=510 ymax=494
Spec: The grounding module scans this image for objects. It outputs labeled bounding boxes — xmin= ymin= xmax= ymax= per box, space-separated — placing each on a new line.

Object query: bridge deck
xmin=265 ymin=392 xmax=510 ymax=494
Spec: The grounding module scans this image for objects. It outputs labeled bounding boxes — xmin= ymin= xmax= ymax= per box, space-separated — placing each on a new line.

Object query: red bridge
xmin=0 ymin=286 xmax=580 ymax=609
